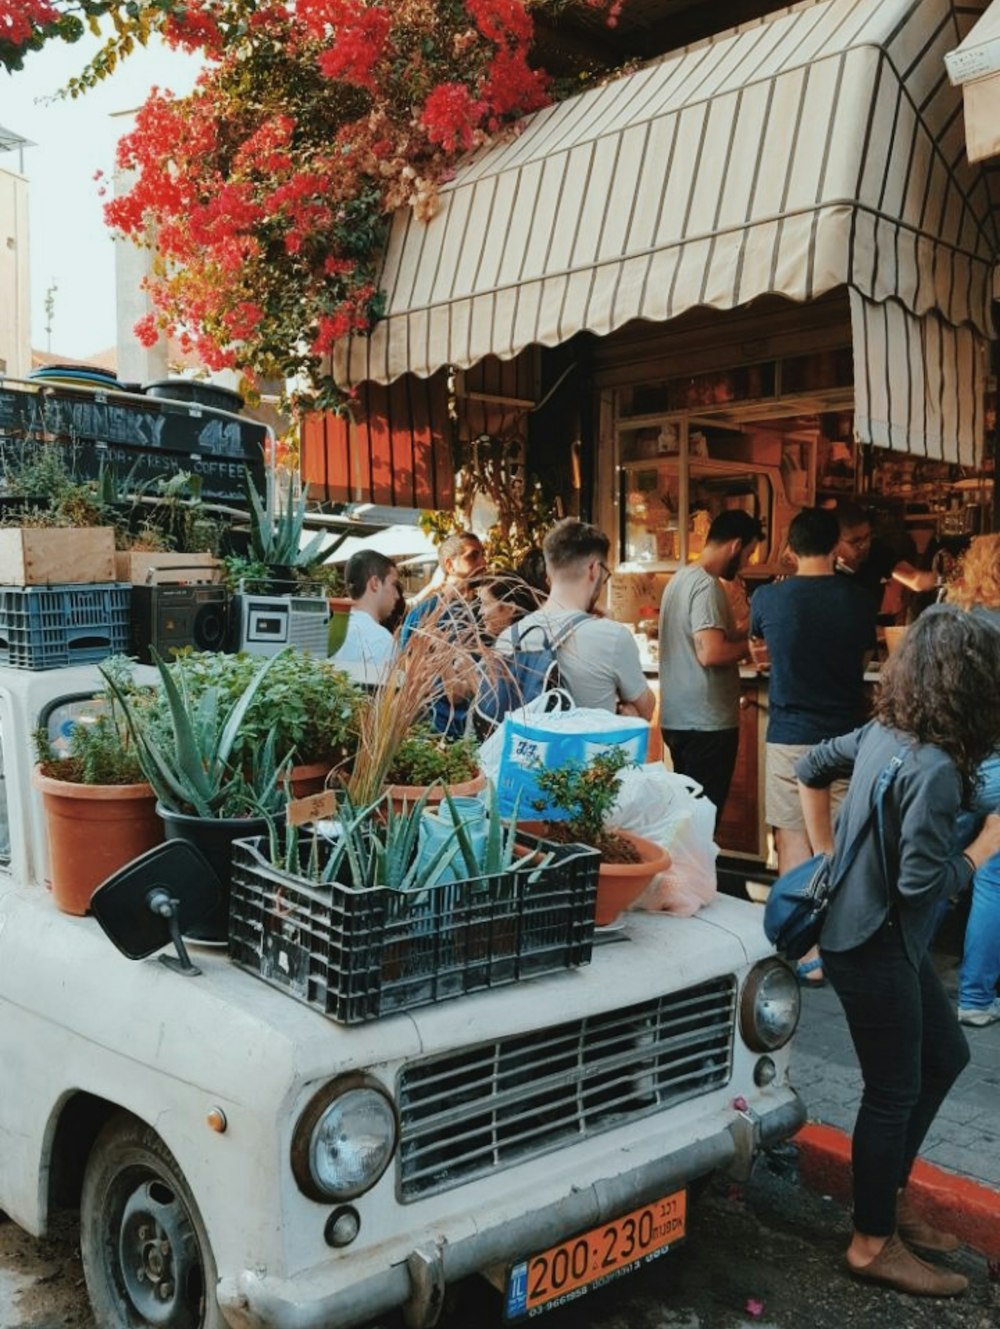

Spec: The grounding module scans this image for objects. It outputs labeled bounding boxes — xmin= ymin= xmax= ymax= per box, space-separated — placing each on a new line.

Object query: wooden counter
xmin=644 ymin=664 xmax=881 ymax=864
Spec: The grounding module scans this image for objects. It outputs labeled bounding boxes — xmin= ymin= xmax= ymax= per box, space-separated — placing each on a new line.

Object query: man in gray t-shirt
xmin=505 ymin=607 xmax=649 ymax=713
xmin=658 ymin=510 xmax=762 ymax=823
xmin=497 ymin=519 xmax=654 ymax=719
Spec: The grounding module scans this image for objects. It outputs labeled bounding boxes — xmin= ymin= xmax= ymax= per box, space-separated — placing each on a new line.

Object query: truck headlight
xmin=292 ymin=1076 xmax=398 ymax=1202
xmin=739 ymin=959 xmax=800 ymax=1052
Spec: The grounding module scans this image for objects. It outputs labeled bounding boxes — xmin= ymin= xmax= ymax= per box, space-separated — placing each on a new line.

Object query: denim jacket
xmin=795 ymin=722 xmax=975 ymax=966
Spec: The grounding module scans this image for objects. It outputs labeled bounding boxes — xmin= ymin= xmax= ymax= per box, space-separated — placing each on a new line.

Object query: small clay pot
xmin=383 ymin=770 xmax=486 ymax=815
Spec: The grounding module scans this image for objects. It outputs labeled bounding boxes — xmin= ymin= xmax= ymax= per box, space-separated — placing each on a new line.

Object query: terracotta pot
xmin=384 ymin=770 xmax=487 ymax=815
xmin=287 ymin=762 xmax=331 ymax=799
xmin=34 ymin=769 xmax=163 ymax=916
xmin=516 ymin=821 xmax=670 ymax=927
xmin=595 ymin=830 xmax=672 ymax=926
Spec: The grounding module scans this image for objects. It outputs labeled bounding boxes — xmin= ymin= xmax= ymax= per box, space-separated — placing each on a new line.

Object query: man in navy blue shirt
xmin=750 ymin=507 xmax=876 ymax=984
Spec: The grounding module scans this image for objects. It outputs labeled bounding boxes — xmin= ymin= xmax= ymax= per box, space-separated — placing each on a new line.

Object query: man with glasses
xmin=658 ymin=509 xmax=763 ymax=825
xmin=835 ymin=501 xmax=939 ymax=607
xmin=496 ymin=518 xmax=654 ymax=717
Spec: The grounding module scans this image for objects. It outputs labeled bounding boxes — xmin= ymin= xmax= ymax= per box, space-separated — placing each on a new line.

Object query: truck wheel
xmin=80 ymin=1113 xmax=222 ymax=1329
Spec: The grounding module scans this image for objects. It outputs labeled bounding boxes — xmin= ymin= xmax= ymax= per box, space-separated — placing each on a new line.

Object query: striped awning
xmin=946 ymin=1 xmax=1000 ymax=162
xmin=337 ymin=0 xmax=999 ymax=464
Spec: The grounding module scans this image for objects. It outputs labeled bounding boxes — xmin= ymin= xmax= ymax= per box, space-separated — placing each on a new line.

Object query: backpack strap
xmin=549 ymin=611 xmax=591 ymax=649
xmin=831 ymin=748 xmax=906 ymax=888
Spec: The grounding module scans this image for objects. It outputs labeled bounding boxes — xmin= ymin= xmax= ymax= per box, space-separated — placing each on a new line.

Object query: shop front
xmin=316 ymin=0 xmax=1000 ymax=862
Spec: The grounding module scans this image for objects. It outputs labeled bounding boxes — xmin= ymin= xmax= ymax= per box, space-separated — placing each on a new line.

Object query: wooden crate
xmin=0 ymin=527 xmax=116 ymax=586
xmin=114 ymin=551 xmax=221 ymax=585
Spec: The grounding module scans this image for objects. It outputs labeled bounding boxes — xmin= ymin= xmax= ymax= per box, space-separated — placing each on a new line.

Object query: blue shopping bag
xmin=497 ymin=705 xmax=649 ymax=820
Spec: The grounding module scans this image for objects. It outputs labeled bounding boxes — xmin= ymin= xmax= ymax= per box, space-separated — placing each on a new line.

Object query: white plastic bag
xmin=611 ymin=765 xmax=718 ymax=915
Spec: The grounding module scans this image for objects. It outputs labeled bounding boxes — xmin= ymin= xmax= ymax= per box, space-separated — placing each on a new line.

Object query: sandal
xmin=795 ymin=957 xmax=826 ymax=988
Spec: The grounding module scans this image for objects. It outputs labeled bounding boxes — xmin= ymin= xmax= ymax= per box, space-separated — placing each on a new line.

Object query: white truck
xmin=0 ymin=662 xmax=804 ymax=1329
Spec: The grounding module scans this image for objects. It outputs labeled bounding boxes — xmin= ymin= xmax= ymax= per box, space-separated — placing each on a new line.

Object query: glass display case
xmin=620 ymin=457 xmax=777 ymax=569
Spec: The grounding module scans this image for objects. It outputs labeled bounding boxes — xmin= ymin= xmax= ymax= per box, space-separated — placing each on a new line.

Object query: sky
xmin=1 ymin=31 xmax=198 ymax=362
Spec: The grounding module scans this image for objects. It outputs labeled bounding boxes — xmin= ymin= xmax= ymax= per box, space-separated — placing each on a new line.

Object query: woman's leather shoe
xmin=846 ymin=1234 xmax=967 ymax=1297
xmin=897 ymin=1191 xmax=961 ymax=1253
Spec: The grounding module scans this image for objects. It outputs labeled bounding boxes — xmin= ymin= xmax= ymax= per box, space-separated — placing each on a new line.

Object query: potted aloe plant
xmin=525 ymin=748 xmax=671 ymax=927
xmin=33 ymin=658 xmax=163 ymax=916
xmin=100 ymin=648 xmax=292 ymax=941
xmin=243 ymin=470 xmax=340 ymax=592
xmin=153 ymin=648 xmax=364 ymax=795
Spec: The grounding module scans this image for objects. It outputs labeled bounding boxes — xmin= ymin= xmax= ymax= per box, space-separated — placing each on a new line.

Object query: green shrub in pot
xmin=100 ymin=649 xmax=291 ymax=820
xmin=385 ymin=728 xmax=480 ymax=788
xmin=142 ymin=648 xmax=363 ymax=774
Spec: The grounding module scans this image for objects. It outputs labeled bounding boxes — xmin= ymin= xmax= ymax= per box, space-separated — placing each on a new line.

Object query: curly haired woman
xmin=796 ymin=605 xmax=1000 ymax=1296
xmin=945 ymin=535 xmax=1000 ymax=1026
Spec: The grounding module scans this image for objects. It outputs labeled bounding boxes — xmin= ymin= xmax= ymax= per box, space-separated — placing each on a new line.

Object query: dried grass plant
xmin=343 ymin=592 xmax=504 ymax=805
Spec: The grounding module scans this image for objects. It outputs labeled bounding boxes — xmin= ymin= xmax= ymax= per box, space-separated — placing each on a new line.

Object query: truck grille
xmin=397 ymin=976 xmax=736 ymax=1200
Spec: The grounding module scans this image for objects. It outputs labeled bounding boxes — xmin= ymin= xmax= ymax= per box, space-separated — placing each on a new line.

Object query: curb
xmin=794 ymin=1122 xmax=1000 ymax=1259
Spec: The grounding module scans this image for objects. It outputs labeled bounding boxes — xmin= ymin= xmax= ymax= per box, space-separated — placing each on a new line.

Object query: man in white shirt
xmin=333 ymin=550 xmax=401 ymax=676
xmin=497 ymin=518 xmax=655 ymax=718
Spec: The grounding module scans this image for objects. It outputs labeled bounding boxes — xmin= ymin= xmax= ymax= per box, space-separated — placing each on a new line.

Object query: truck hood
xmin=0 ymin=883 xmax=767 ymax=1107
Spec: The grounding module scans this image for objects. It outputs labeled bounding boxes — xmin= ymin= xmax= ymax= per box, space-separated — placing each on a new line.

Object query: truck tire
xmin=80 ymin=1112 xmax=223 ymax=1329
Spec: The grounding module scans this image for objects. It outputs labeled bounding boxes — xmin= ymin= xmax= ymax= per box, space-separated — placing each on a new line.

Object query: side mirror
xmin=90 ymin=842 xmax=222 ymax=977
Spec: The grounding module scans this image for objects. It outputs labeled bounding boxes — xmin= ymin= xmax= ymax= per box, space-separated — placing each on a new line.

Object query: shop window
xmin=621 ymin=461 xmax=772 ymax=567
xmin=617 ymin=363 xmax=777 ymax=420
xmin=781 ymin=348 xmax=853 ymax=395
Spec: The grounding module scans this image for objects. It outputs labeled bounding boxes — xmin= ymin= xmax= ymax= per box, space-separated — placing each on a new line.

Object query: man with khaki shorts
xmin=765 ymin=743 xmax=850 ymax=851
xmin=749 ymin=508 xmax=876 ymax=986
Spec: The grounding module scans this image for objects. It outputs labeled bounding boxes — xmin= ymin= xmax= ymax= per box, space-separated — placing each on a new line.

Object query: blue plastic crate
xmin=0 ymin=583 xmax=131 ymax=669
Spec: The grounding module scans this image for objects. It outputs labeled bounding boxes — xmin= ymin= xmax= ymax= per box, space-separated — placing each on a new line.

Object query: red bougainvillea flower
xmin=8 ymin=1 xmax=618 ymax=408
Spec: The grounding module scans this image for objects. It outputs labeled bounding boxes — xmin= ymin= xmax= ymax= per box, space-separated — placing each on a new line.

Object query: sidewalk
xmin=789 ymin=929 xmax=1000 ymax=1255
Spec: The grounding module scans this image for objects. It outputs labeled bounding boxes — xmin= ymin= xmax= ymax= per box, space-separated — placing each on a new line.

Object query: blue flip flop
xmin=795 ymin=957 xmax=826 ymax=988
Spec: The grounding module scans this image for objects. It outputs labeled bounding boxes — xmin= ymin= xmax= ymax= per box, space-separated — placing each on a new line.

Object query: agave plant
xmin=100 ymin=648 xmax=292 ymax=818
xmin=245 ymin=470 xmax=336 ymax=568
xmin=439 ymin=783 xmax=549 ymax=882
xmin=310 ymin=787 xmax=464 ymax=892
xmin=278 ymin=781 xmax=551 ymax=893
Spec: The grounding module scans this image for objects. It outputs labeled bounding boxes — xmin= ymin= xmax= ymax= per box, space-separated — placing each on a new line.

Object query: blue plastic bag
xmin=496 ymin=705 xmax=649 ymax=819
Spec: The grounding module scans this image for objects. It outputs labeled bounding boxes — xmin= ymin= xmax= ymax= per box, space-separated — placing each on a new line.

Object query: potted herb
xmin=525 ymin=748 xmax=671 ymax=926
xmin=101 ymin=649 xmax=293 ymax=941
xmin=384 ymin=728 xmax=485 ymax=812
xmin=32 ymin=658 xmax=163 ymax=916
xmin=140 ymin=649 xmax=363 ymax=794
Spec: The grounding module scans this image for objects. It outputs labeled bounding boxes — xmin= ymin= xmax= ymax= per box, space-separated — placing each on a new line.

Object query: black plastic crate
xmin=229 ymin=832 xmax=599 ymax=1024
xmin=0 ymin=583 xmax=130 ymax=669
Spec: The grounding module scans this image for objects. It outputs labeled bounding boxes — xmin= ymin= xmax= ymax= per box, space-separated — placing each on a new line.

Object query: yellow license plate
xmin=504 ymin=1188 xmax=687 ymax=1319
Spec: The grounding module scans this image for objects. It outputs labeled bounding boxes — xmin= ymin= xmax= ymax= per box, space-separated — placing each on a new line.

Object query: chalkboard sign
xmin=0 ymin=385 xmax=267 ymax=504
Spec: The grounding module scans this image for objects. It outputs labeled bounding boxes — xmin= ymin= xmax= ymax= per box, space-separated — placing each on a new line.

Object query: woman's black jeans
xmin=822 ymin=919 xmax=970 ymax=1236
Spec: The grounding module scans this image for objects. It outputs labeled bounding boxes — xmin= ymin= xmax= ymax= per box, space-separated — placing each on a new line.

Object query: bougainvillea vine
xmin=5 ymin=1 xmax=624 ymax=408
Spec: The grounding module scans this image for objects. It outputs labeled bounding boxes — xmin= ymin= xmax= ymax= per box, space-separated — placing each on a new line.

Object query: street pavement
xmin=789 ymin=906 xmax=1000 ymax=1255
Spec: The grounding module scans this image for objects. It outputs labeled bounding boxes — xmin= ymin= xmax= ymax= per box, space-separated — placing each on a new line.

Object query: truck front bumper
xmin=216 ymin=1092 xmax=805 ymax=1329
